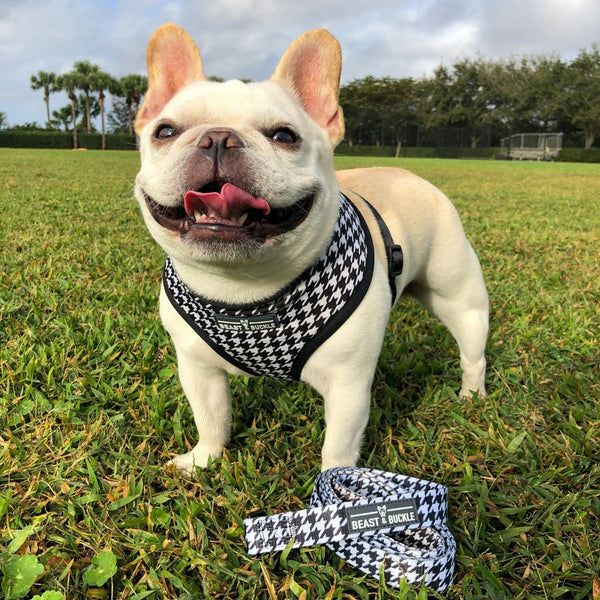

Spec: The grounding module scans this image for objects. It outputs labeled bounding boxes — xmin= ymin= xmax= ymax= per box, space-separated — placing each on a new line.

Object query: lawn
xmin=0 ymin=148 xmax=598 ymax=599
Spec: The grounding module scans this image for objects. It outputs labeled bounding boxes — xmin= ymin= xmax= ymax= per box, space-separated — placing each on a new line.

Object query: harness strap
xmin=360 ymin=198 xmax=404 ymax=303
xmin=244 ymin=467 xmax=455 ymax=592
xmin=162 ymin=194 xmax=374 ymax=381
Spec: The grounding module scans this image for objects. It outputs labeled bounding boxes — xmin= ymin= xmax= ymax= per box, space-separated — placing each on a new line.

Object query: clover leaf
xmin=82 ymin=550 xmax=117 ymax=587
xmin=1 ymin=554 xmax=44 ymax=599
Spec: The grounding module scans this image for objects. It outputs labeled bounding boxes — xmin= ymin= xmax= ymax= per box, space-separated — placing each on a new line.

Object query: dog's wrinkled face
xmin=136 ymin=81 xmax=331 ymax=263
xmin=134 ymin=25 xmax=345 ymax=267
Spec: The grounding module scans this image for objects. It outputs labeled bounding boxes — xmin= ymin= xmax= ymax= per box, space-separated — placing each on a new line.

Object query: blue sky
xmin=1 ymin=0 xmax=598 ymax=128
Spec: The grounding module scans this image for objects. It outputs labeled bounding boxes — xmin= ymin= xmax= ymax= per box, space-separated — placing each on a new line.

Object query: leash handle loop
xmin=244 ymin=467 xmax=456 ymax=592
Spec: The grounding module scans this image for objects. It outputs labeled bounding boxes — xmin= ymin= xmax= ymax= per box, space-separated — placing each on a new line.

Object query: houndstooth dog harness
xmin=162 ymin=193 xmax=377 ymax=381
xmin=245 ymin=467 xmax=456 ymax=592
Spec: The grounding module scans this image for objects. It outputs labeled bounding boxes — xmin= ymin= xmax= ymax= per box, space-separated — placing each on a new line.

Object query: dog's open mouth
xmin=144 ymin=182 xmax=314 ymax=241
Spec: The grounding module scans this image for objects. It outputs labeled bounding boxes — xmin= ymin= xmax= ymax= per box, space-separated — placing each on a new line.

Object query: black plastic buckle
xmin=388 ymin=244 xmax=404 ymax=277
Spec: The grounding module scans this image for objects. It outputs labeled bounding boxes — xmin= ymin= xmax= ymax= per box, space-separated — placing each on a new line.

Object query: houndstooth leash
xmin=244 ymin=467 xmax=456 ymax=592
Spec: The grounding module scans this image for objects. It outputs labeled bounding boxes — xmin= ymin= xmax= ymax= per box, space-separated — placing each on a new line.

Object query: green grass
xmin=1 ymin=149 xmax=599 ymax=599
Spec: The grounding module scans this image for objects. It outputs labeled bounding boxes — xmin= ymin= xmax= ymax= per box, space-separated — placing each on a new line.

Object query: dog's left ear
xmin=271 ymin=29 xmax=345 ymax=147
xmin=135 ymin=23 xmax=205 ymax=134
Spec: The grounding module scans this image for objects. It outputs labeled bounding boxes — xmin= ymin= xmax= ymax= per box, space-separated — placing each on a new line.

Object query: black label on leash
xmin=213 ymin=313 xmax=280 ymax=331
xmin=345 ymin=499 xmax=419 ymax=534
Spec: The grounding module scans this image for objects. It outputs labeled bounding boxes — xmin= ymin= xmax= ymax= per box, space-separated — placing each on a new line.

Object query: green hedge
xmin=336 ymin=144 xmax=600 ymax=162
xmin=335 ymin=144 xmax=398 ymax=157
xmin=556 ymin=147 xmax=600 ymax=163
xmin=335 ymin=144 xmax=498 ymax=159
xmin=0 ymin=131 xmax=137 ymax=150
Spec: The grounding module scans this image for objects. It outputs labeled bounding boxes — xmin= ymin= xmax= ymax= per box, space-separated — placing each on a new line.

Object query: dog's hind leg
xmin=407 ymin=249 xmax=489 ymax=398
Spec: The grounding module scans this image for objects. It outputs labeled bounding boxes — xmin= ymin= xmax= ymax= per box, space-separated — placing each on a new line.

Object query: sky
xmin=0 ymin=0 xmax=598 ymax=128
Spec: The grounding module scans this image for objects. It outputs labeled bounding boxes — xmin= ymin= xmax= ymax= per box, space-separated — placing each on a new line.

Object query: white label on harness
xmin=345 ymin=499 xmax=419 ymax=533
xmin=214 ymin=313 xmax=280 ymax=331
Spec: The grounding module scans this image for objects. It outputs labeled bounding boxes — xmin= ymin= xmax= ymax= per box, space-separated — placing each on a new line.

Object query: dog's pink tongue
xmin=184 ymin=183 xmax=270 ymax=220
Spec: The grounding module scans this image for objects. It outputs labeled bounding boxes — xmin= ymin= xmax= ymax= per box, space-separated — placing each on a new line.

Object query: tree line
xmin=28 ymin=62 xmax=147 ymax=149
xmin=341 ymin=44 xmax=600 ymax=152
xmin=9 ymin=43 xmax=600 ymax=152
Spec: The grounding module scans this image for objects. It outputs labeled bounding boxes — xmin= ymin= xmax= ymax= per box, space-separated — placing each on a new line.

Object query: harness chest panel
xmin=162 ymin=194 xmax=374 ymax=381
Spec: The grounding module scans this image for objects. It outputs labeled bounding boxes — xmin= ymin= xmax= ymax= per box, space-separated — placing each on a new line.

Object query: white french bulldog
xmin=133 ymin=24 xmax=489 ymax=475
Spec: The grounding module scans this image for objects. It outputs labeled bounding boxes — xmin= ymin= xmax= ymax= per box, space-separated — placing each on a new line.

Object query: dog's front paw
xmin=167 ymin=444 xmax=222 ymax=476
xmin=459 ymin=385 xmax=487 ymax=399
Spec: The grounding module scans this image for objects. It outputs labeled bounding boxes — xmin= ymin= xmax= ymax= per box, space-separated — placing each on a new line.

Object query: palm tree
xmin=30 ymin=71 xmax=57 ymax=128
xmin=56 ymin=72 xmax=80 ymax=149
xmin=115 ymin=74 xmax=148 ymax=135
xmin=52 ymin=106 xmax=74 ymax=132
xmin=90 ymin=71 xmax=115 ymax=149
xmin=107 ymin=97 xmax=132 ymax=134
xmin=76 ymin=93 xmax=100 ymax=127
xmin=73 ymin=61 xmax=100 ymax=134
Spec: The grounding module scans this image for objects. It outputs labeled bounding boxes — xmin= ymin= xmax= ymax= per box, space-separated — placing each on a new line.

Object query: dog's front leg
xmin=306 ymin=351 xmax=380 ymax=470
xmin=320 ymin=379 xmax=373 ymax=470
xmin=169 ymin=353 xmax=232 ymax=475
xmin=305 ymin=282 xmax=390 ymax=470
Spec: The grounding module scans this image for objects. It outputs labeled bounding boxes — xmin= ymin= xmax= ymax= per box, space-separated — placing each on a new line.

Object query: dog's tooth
xmin=193 ymin=210 xmax=205 ymax=221
xmin=238 ymin=213 xmax=248 ymax=225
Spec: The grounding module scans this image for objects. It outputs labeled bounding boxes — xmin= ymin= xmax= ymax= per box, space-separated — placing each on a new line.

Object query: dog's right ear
xmin=135 ymin=24 xmax=205 ymax=134
xmin=271 ymin=29 xmax=345 ymax=147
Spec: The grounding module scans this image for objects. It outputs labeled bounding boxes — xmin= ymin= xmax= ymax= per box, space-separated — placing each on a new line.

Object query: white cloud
xmin=478 ymin=0 xmax=600 ymax=59
xmin=1 ymin=0 xmax=598 ymax=127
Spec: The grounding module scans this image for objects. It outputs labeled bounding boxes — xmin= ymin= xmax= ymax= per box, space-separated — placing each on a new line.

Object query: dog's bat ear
xmin=271 ymin=29 xmax=345 ymax=147
xmin=135 ymin=24 xmax=205 ymax=134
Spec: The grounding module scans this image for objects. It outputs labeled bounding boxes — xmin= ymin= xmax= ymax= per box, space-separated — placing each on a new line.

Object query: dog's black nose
xmin=197 ymin=128 xmax=244 ymax=151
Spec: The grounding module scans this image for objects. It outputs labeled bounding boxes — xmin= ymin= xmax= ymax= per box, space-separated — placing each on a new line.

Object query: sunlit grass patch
xmin=1 ymin=149 xmax=598 ymax=598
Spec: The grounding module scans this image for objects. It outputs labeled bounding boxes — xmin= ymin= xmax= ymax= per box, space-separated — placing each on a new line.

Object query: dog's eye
xmin=271 ymin=128 xmax=298 ymax=145
xmin=154 ymin=124 xmax=178 ymax=140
